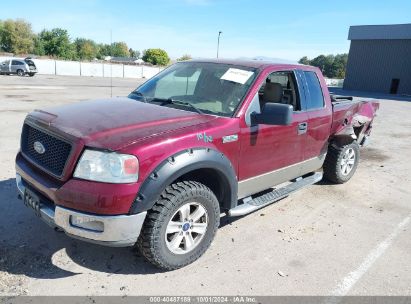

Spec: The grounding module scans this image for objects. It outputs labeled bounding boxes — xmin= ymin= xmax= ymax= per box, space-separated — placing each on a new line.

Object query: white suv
xmin=0 ymin=57 xmax=37 ymax=77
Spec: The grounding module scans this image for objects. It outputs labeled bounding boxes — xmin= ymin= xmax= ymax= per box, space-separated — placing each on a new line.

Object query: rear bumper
xmin=16 ymin=173 xmax=146 ymax=247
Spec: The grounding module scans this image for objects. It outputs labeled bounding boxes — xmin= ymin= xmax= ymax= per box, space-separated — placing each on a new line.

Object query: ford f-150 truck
xmin=15 ymin=59 xmax=379 ymax=270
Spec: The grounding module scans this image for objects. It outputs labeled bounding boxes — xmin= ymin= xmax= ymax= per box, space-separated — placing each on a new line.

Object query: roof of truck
xmin=188 ymin=58 xmax=305 ymax=70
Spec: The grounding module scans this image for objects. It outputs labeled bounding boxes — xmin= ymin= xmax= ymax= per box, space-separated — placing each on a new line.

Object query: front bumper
xmin=16 ymin=174 xmax=146 ymax=247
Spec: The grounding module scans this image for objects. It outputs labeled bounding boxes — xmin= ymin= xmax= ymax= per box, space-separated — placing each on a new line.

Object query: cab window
xmin=258 ymin=71 xmax=301 ymax=111
xmin=304 ymin=71 xmax=324 ymax=109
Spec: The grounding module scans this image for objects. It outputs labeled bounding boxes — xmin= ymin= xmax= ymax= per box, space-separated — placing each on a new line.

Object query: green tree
xmin=300 ymin=54 xmax=348 ymax=78
xmin=0 ymin=20 xmax=3 ymax=51
xmin=310 ymin=55 xmax=329 ymax=74
xmin=129 ymin=48 xmax=140 ymax=58
xmin=142 ymin=48 xmax=170 ymax=66
xmin=97 ymin=42 xmax=130 ymax=58
xmin=177 ymin=54 xmax=192 ymax=61
xmin=33 ymin=34 xmax=45 ymax=56
xmin=298 ymin=56 xmax=310 ymax=65
xmin=74 ymin=38 xmax=98 ymax=60
xmin=332 ymin=53 xmax=348 ymax=78
xmin=39 ymin=28 xmax=75 ymax=59
xmin=97 ymin=43 xmax=111 ymax=59
xmin=111 ymin=42 xmax=129 ymax=57
xmin=0 ymin=19 xmax=34 ymax=54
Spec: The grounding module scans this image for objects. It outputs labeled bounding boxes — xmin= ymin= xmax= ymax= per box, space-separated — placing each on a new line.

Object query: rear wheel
xmin=323 ymin=141 xmax=360 ymax=183
xmin=137 ymin=181 xmax=220 ymax=270
xmin=17 ymin=69 xmax=25 ymax=77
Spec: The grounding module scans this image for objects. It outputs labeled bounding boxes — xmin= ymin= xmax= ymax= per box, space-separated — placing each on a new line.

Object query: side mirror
xmin=251 ymin=103 xmax=293 ymax=126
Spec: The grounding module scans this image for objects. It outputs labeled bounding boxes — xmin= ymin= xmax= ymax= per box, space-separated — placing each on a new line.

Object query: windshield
xmin=128 ymin=62 xmax=257 ymax=116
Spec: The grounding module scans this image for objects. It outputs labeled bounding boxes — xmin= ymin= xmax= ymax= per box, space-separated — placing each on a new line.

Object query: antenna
xmin=110 ymin=29 xmax=113 ymax=98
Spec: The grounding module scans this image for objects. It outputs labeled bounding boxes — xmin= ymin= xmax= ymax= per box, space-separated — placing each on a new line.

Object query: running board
xmin=228 ymin=172 xmax=323 ymax=217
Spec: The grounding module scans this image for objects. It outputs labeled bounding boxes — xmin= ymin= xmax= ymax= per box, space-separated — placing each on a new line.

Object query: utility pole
xmin=110 ymin=29 xmax=113 ymax=98
xmin=217 ymin=31 xmax=222 ymax=58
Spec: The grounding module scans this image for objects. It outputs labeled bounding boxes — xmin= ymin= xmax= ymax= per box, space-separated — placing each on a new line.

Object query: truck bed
xmin=331 ymin=95 xmax=379 ymax=141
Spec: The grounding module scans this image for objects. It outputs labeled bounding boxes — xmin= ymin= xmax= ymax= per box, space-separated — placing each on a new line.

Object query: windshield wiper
xmin=148 ymin=98 xmax=204 ymax=114
xmin=128 ymin=91 xmax=147 ymax=102
xmin=170 ymin=100 xmax=204 ymax=114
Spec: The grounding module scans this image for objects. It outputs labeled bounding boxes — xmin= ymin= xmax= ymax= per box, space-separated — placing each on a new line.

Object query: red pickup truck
xmin=15 ymin=59 xmax=379 ymax=270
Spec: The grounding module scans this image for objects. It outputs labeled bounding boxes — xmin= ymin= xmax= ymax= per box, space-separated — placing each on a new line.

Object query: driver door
xmin=237 ymin=69 xmax=308 ymax=198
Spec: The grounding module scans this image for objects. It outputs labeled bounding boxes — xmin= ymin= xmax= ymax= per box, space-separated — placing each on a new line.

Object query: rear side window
xmin=12 ymin=60 xmax=24 ymax=65
xmin=304 ymin=71 xmax=324 ymax=109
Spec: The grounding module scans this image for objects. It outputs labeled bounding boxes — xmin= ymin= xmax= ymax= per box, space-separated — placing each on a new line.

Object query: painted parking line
xmin=329 ymin=215 xmax=410 ymax=300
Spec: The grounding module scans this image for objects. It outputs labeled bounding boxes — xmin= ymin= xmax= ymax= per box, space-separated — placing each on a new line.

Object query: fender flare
xmin=129 ymin=148 xmax=238 ymax=214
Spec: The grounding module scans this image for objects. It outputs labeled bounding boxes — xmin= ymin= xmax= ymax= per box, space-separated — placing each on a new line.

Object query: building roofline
xmin=348 ymin=23 xmax=411 ymax=40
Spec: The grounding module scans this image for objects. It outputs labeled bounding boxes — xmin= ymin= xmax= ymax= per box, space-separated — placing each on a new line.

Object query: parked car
xmin=0 ymin=57 xmax=37 ymax=76
xmin=15 ymin=59 xmax=379 ymax=270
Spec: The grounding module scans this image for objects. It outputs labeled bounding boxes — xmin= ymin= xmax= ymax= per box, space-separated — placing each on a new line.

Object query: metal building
xmin=344 ymin=23 xmax=411 ymax=95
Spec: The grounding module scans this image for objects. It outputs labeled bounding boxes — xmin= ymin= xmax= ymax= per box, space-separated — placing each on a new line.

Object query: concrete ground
xmin=0 ymin=75 xmax=410 ymax=296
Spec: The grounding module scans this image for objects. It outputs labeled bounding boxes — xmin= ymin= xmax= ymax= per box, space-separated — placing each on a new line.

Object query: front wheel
xmin=28 ymin=73 xmax=35 ymax=77
xmin=323 ymin=141 xmax=360 ymax=184
xmin=17 ymin=69 xmax=25 ymax=77
xmin=137 ymin=181 xmax=220 ymax=270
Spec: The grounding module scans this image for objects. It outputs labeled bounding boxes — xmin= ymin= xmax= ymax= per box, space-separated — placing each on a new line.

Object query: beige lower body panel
xmin=238 ymin=154 xmax=326 ymax=199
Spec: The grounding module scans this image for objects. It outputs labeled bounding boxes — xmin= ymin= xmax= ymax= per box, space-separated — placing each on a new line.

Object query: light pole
xmin=217 ymin=31 xmax=222 ymax=58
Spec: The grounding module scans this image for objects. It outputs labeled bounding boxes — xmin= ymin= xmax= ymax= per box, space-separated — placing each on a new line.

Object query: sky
xmin=1 ymin=0 xmax=410 ymax=61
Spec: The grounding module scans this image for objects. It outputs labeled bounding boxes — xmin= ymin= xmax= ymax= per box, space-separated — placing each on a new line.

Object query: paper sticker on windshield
xmin=220 ymin=68 xmax=253 ymax=84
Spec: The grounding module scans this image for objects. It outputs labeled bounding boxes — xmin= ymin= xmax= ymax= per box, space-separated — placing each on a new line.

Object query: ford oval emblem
xmin=33 ymin=141 xmax=46 ymax=154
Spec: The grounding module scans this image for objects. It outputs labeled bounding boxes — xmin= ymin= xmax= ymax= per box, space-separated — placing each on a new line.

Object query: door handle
xmin=298 ymin=122 xmax=308 ymax=135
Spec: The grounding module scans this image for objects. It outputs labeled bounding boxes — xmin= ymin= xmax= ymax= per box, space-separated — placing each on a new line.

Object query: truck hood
xmin=28 ymin=97 xmax=217 ymax=150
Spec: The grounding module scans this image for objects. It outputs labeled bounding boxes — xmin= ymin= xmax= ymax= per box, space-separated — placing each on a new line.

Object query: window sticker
xmin=220 ymin=68 xmax=254 ymax=84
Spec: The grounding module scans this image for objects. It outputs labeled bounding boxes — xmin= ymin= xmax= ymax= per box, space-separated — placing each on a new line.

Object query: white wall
xmin=56 ymin=60 xmax=81 ymax=76
xmin=143 ymin=66 xmax=161 ymax=78
xmin=0 ymin=56 xmax=13 ymax=62
xmin=325 ymin=78 xmax=345 ymax=87
xmin=32 ymin=59 xmax=55 ymax=75
xmin=124 ymin=65 xmax=143 ymax=78
xmin=103 ymin=64 xmax=124 ymax=78
xmin=80 ymin=62 xmax=103 ymax=77
xmin=0 ymin=57 xmax=163 ymax=79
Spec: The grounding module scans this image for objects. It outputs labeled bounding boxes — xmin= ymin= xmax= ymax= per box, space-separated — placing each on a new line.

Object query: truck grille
xmin=21 ymin=124 xmax=72 ymax=177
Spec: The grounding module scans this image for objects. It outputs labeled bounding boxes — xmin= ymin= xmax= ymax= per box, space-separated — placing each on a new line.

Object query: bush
xmin=142 ymin=48 xmax=170 ymax=66
xmin=177 ymin=54 xmax=192 ymax=61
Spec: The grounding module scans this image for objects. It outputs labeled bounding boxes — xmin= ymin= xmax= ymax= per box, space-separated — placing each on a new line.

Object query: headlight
xmin=74 ymin=150 xmax=139 ymax=183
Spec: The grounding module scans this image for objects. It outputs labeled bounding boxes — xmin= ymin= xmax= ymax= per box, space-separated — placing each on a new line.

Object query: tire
xmin=323 ymin=141 xmax=360 ymax=184
xmin=137 ymin=181 xmax=220 ymax=270
xmin=17 ymin=69 xmax=25 ymax=77
xmin=28 ymin=73 xmax=35 ymax=77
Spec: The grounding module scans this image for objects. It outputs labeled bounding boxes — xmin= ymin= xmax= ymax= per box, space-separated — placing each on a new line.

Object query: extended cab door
xmin=299 ymin=69 xmax=332 ymax=161
xmin=237 ymin=69 xmax=309 ymax=198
